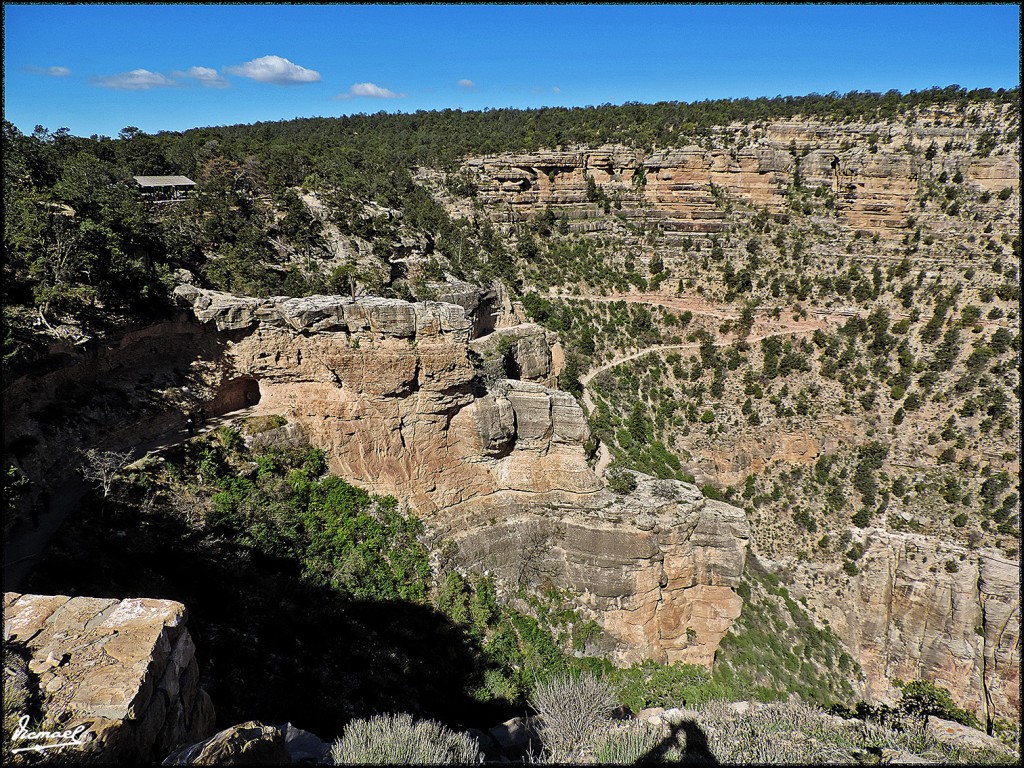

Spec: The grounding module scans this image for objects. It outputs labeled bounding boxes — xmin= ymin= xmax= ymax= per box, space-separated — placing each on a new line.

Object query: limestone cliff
xmin=172 ymin=285 xmax=751 ymax=665
xmin=782 ymin=531 xmax=1020 ymax=724
xmin=3 ymin=592 xmax=214 ymax=763
xmin=449 ymin=116 xmax=1018 ymax=242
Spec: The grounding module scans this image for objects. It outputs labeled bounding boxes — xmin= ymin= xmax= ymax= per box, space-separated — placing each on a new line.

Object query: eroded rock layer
xmin=173 ymin=287 xmax=750 ymax=663
xmin=455 ymin=118 xmax=1019 ymax=241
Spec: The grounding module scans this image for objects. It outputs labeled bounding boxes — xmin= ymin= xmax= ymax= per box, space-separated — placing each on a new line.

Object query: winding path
xmin=3 ymin=405 xmax=264 ymax=591
xmin=571 ymin=293 xmax=830 ymax=479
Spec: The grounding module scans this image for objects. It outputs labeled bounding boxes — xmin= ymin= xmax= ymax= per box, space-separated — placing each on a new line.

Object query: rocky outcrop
xmin=3 ymin=592 xmax=214 ymax=764
xmin=451 ymin=116 xmax=1019 ymax=241
xmin=451 ymin=474 xmax=750 ymax=666
xmin=169 ymin=288 xmax=749 ymax=663
xmin=469 ymin=323 xmax=562 ymax=387
xmin=170 ymin=288 xmax=600 ymax=516
xmin=162 ymin=721 xmax=291 ymax=765
xmin=782 ymin=531 xmax=1020 ymax=722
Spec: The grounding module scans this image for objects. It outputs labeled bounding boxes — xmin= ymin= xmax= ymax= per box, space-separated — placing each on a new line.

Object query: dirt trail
xmin=581 ymin=323 xmax=820 ymax=387
xmin=3 ymin=405 xmax=265 ymax=591
xmin=573 ymin=292 xmax=826 ymax=479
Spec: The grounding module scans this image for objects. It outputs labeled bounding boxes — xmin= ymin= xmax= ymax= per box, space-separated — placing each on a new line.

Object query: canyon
xmin=3 ymin=100 xmax=1019 ymax=748
xmin=4 ymin=280 xmax=1018 ymax=724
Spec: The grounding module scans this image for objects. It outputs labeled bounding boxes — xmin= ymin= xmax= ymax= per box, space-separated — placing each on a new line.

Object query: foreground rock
xmin=162 ymin=721 xmax=290 ymax=765
xmin=3 ymin=592 xmax=214 ymax=763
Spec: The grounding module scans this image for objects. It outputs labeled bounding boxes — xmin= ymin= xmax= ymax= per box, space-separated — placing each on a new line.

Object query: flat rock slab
xmin=4 ymin=592 xmax=213 ymax=762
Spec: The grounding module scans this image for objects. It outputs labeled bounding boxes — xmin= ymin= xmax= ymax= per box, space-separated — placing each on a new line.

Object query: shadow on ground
xmin=21 ymin=491 xmax=513 ymax=741
xmin=636 ymin=720 xmax=719 ymax=765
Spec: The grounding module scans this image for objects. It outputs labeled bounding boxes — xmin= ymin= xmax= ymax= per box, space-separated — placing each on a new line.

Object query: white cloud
xmin=27 ymin=65 xmax=73 ymax=77
xmin=223 ymin=55 xmax=320 ymax=85
xmin=458 ymin=78 xmax=475 ymax=89
xmin=336 ymin=82 xmax=406 ymax=99
xmin=92 ymin=69 xmax=177 ymax=90
xmin=176 ymin=66 xmax=230 ymax=89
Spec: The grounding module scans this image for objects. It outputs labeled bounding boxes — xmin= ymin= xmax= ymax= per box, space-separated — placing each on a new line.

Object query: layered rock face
xmin=455 ymin=117 xmax=1018 ymax=241
xmin=14 ymin=285 xmax=740 ymax=667
xmin=451 ymin=476 xmax=750 ymax=666
xmin=176 ymin=287 xmax=750 ymax=662
xmin=173 ymin=286 xmax=602 ymax=516
xmin=3 ymin=592 xmax=214 ymax=763
xmin=783 ymin=531 xmax=1020 ymax=724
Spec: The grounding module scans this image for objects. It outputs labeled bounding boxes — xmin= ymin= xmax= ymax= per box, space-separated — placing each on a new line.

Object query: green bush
xmin=896 ymin=680 xmax=981 ymax=730
xmin=606 ymin=467 xmax=637 ymax=495
xmin=329 ymin=713 xmax=481 ymax=764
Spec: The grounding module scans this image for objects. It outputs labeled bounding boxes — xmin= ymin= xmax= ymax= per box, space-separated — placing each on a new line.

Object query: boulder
xmin=162 ymin=721 xmax=291 ymax=765
xmin=488 ymin=716 xmax=541 ymax=759
xmin=924 ymin=716 xmax=1008 ymax=752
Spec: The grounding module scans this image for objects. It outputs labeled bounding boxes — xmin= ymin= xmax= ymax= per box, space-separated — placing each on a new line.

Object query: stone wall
xmin=3 ymin=592 xmax=214 ymax=763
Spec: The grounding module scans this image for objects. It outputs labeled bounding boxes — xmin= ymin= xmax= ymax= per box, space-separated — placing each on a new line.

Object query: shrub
xmin=531 ymin=673 xmax=618 ymax=763
xmin=592 ymin=723 xmax=662 ymax=764
xmin=606 ymin=467 xmax=637 ymax=495
xmin=329 ymin=713 xmax=482 ymax=764
xmin=895 ymin=680 xmax=981 ymax=730
xmin=240 ymin=414 xmax=288 ymax=434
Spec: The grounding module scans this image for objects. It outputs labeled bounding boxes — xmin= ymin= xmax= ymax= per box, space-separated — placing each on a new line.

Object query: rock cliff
xmin=3 ymin=285 xmax=750 ymax=668
xmin=452 ymin=117 xmax=1018 ymax=242
xmin=3 ymin=592 xmax=214 ymax=763
xmin=781 ymin=531 xmax=1020 ymax=724
xmin=171 ymin=285 xmax=750 ymax=664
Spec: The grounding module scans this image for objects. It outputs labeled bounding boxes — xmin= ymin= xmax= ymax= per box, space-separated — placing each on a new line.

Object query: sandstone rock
xmin=453 ymin=475 xmax=749 ymax=667
xmin=473 ymin=392 xmax=516 ymax=456
xmin=3 ymin=592 xmax=214 ymax=764
xmin=162 ymin=721 xmax=291 ymax=765
xmin=6 ymin=283 xmax=750 ymax=672
xmin=173 ymin=287 xmax=474 ymax=341
xmin=925 ymin=715 xmax=1008 ymax=752
xmin=468 ymin=323 xmax=556 ymax=385
xmin=786 ymin=532 xmax=1020 ymax=723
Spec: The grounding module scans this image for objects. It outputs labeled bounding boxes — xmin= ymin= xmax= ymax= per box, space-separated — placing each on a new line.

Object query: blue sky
xmin=4 ymin=3 xmax=1020 ymax=137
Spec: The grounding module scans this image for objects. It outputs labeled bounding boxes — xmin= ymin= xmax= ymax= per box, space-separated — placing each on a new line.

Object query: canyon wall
xmin=3 ymin=287 xmax=750 ymax=668
xmin=175 ymin=286 xmax=751 ymax=666
xmin=4 ymin=282 xmax=1017 ymax=718
xmin=782 ymin=531 xmax=1020 ymax=724
xmin=455 ymin=118 xmax=1019 ymax=242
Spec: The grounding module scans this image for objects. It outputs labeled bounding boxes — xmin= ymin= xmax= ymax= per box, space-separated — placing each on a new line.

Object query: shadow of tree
xmin=21 ymin=492 xmax=515 ymax=741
